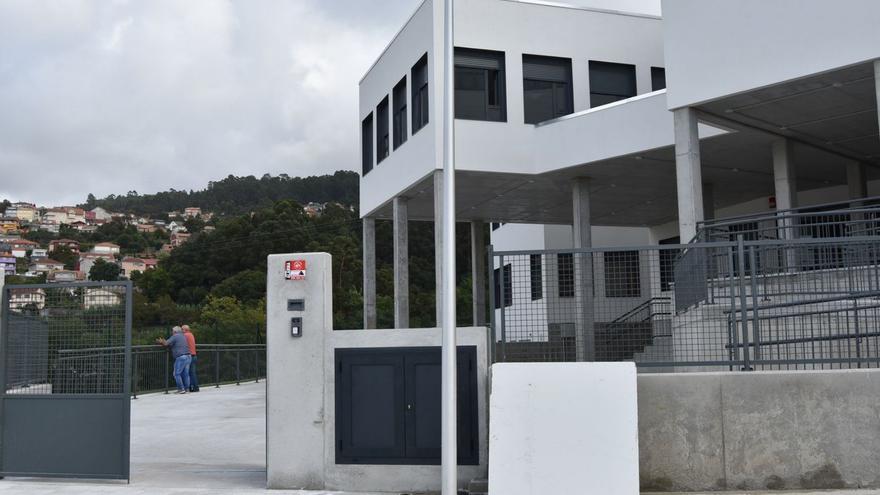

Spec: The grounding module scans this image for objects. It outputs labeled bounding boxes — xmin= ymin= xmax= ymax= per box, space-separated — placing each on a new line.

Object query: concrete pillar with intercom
xmin=266 ymin=252 xmax=331 ymax=489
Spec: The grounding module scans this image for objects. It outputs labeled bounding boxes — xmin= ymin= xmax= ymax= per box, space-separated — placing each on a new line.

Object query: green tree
xmin=132 ymin=267 xmax=173 ymax=301
xmin=51 ymin=245 xmax=78 ymax=270
xmin=89 ymin=258 xmax=121 ymax=281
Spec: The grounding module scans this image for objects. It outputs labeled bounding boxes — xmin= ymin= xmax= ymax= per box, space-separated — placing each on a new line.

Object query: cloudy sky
xmin=0 ymin=0 xmax=660 ymax=206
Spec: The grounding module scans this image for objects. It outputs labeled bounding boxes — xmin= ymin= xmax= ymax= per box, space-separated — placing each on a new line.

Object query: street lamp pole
xmin=441 ymin=0 xmax=458 ymax=493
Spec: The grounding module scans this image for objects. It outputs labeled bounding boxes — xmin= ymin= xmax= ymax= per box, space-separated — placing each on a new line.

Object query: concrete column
xmin=471 ymin=221 xmax=487 ymax=326
xmin=772 ymin=139 xmax=798 ymax=270
xmin=393 ymin=197 xmax=409 ymax=328
xmin=702 ymin=183 xmax=715 ymax=221
xmin=846 ymin=161 xmax=868 ymax=200
xmin=362 ymin=217 xmax=377 ymax=329
xmin=572 ymin=178 xmax=594 ymax=362
xmin=772 ymin=139 xmax=797 ymax=211
xmin=434 ymin=170 xmax=444 ymax=327
xmin=674 ymin=107 xmax=705 ymax=242
xmin=875 ymin=60 xmax=880 ymax=148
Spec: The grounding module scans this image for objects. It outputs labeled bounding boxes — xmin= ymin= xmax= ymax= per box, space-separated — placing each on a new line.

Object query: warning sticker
xmin=285 ymin=259 xmax=307 ymax=281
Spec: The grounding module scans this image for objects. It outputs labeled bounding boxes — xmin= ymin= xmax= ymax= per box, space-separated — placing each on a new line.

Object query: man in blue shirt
xmin=157 ymin=326 xmax=191 ymax=394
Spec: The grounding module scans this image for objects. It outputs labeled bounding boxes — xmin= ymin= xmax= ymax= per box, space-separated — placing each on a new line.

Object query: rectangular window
xmin=455 ymin=47 xmax=506 ymax=122
xmin=376 ymin=96 xmax=389 ymax=163
xmin=530 ymin=254 xmax=542 ymax=301
xmin=604 ymin=251 xmax=641 ymax=298
xmin=392 ymin=77 xmax=407 ymax=150
xmin=557 ymin=253 xmax=574 ymax=298
xmin=588 ymin=61 xmax=637 ymax=108
xmin=522 ymin=55 xmax=573 ymax=124
xmin=361 ymin=113 xmax=373 ymax=176
xmin=494 ymin=264 xmax=512 ymax=309
xmin=411 ymin=54 xmax=429 ymax=134
xmin=651 ymin=66 xmax=666 ymax=91
xmin=658 ymin=236 xmax=680 ymax=292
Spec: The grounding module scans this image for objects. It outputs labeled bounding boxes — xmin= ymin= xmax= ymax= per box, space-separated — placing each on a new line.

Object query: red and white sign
xmin=285 ymin=259 xmax=307 ymax=281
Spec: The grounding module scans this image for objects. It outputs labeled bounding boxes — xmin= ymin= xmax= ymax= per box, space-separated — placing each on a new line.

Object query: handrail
xmin=611 ymin=297 xmax=671 ymax=323
xmin=698 ymin=195 xmax=880 ymax=229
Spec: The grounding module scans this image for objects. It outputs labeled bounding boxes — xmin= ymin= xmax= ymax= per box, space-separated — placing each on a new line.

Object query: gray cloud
xmin=0 ymin=0 xmax=418 ymax=205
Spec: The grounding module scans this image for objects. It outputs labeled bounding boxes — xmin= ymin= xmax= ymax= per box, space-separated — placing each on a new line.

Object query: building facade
xmin=358 ymin=0 xmax=880 ymax=330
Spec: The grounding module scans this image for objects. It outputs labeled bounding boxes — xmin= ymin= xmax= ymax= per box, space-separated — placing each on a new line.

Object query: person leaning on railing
xmin=156 ymin=326 xmax=192 ymax=394
xmin=182 ymin=324 xmax=199 ymax=392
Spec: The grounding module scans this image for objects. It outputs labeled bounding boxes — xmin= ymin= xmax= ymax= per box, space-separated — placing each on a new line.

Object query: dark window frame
xmin=651 ymin=66 xmax=666 ymax=91
xmin=588 ymin=60 xmax=637 ymax=108
xmin=522 ymin=54 xmax=574 ymax=124
xmin=392 ymin=77 xmax=408 ymax=150
xmin=361 ymin=113 xmax=373 ymax=176
xmin=411 ymin=54 xmax=429 ymax=134
xmin=454 ymin=47 xmax=507 ymax=122
xmin=376 ymin=96 xmax=390 ymax=164
xmin=557 ymin=253 xmax=574 ymax=298
xmin=494 ymin=264 xmax=512 ymax=308
xmin=603 ymin=250 xmax=641 ymax=298
xmin=530 ymin=254 xmax=543 ymax=301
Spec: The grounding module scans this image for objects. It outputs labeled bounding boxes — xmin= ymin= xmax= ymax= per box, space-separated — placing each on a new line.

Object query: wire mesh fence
xmin=2 ymin=281 xmax=131 ymax=394
xmin=491 ymin=236 xmax=880 ymax=372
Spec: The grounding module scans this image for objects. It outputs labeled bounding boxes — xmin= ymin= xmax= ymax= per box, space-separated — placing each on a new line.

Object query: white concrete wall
xmin=490 ymin=362 xmax=640 ymax=495
xmin=360 ymin=0 xmax=667 ymax=215
xmin=662 ymin=0 xmax=880 ymax=109
xmin=359 ymin=0 xmax=437 ymax=217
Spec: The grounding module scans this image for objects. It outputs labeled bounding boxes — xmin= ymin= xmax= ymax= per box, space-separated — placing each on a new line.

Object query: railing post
xmin=499 ymin=254 xmax=506 ymax=362
xmin=236 ymin=350 xmax=241 ymax=385
xmin=737 ymin=235 xmax=752 ymax=371
xmin=255 ymin=349 xmax=260 ymax=383
xmin=164 ymin=350 xmax=170 ymax=394
xmin=132 ymin=352 xmax=138 ymax=399
xmin=215 ymin=348 xmax=220 ymax=388
xmin=727 ymin=246 xmax=739 ymax=371
xmin=487 ymin=244 xmax=496 ymax=364
xmin=749 ymin=246 xmax=762 ymax=364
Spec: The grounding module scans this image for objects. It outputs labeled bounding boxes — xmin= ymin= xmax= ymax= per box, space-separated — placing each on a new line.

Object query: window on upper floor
xmin=411 ymin=54 xmax=429 ymax=134
xmin=362 ymin=113 xmax=373 ymax=176
xmin=376 ymin=96 xmax=389 ymax=164
xmin=523 ymin=55 xmax=573 ymax=124
xmin=393 ymin=77 xmax=408 ymax=150
xmin=455 ymin=47 xmax=506 ymax=122
xmin=588 ymin=61 xmax=637 ymax=108
xmin=651 ymin=66 xmax=666 ymax=91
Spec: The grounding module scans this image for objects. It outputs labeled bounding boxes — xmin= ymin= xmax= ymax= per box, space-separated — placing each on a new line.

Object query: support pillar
xmin=772 ymin=139 xmax=798 ymax=270
xmin=846 ymin=161 xmax=868 ymax=200
xmin=471 ymin=221 xmax=487 ymax=326
xmin=362 ymin=217 xmax=377 ymax=329
xmin=772 ymin=139 xmax=798 ymax=212
xmin=572 ymin=177 xmax=594 ymax=362
xmin=393 ymin=197 xmax=409 ymax=328
xmin=434 ymin=170 xmax=444 ymax=327
xmin=674 ymin=107 xmax=704 ymax=242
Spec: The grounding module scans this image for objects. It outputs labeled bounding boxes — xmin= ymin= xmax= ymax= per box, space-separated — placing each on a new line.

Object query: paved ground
xmin=0 ymin=382 xmax=878 ymax=494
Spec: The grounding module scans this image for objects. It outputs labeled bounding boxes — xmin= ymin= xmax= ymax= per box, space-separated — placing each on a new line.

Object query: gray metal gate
xmin=0 ymin=281 xmax=132 ymax=480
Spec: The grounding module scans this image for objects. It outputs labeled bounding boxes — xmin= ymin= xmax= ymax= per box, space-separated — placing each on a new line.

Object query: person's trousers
xmin=173 ymin=354 xmax=192 ymax=391
xmin=189 ymin=354 xmax=200 ymax=391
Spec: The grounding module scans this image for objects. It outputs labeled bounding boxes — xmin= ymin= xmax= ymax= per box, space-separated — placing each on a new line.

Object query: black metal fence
xmin=490 ymin=236 xmax=880 ymax=372
xmin=56 ymin=343 xmax=265 ymax=397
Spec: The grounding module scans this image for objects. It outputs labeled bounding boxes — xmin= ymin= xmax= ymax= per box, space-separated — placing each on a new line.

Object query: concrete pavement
xmin=0 ymin=381 xmax=877 ymax=494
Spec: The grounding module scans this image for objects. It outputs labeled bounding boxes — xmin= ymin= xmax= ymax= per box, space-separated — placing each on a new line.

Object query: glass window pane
xmin=524 ymin=79 xmax=554 ymax=124
xmin=455 ymin=67 xmax=488 ymax=120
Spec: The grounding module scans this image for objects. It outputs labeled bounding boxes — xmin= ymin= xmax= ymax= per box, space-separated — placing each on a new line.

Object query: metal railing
xmin=694 ymin=195 xmax=880 ymax=243
xmin=56 ymin=343 xmax=265 ymax=397
xmin=490 ymin=236 xmax=880 ymax=371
